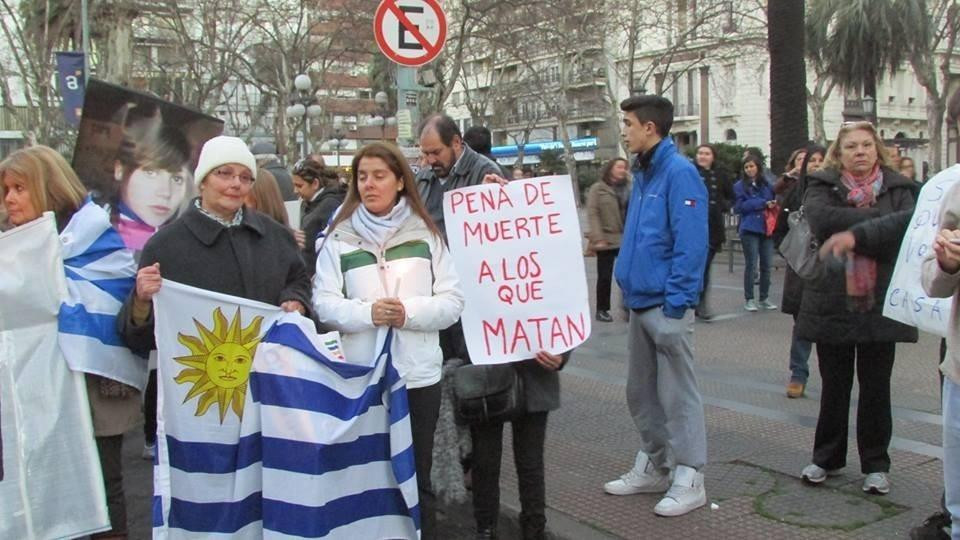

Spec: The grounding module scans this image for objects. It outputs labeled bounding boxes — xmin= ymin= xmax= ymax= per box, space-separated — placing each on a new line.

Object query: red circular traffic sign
xmin=373 ymin=0 xmax=447 ymax=67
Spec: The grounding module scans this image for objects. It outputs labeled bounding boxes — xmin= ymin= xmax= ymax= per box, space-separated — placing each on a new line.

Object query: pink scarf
xmin=840 ymin=165 xmax=882 ymax=311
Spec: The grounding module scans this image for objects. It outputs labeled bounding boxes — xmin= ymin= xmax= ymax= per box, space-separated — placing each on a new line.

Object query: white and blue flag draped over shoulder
xmin=152 ymin=282 xmax=418 ymax=539
xmin=57 ymin=198 xmax=146 ymax=390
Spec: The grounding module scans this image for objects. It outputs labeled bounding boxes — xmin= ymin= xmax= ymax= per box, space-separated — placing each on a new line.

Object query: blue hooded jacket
xmin=614 ymin=137 xmax=708 ymax=318
xmin=733 ymin=178 xmax=775 ymax=235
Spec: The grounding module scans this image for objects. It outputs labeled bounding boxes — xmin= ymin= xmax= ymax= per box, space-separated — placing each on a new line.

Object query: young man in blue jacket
xmin=602 ymin=95 xmax=710 ymax=517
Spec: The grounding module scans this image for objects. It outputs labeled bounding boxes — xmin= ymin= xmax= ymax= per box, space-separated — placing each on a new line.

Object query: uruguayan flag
xmin=153 ymin=280 xmax=282 ymax=539
xmin=58 ymin=198 xmax=146 ymax=390
xmin=252 ymin=315 xmax=419 ymax=539
xmin=152 ymin=282 xmax=418 ymax=539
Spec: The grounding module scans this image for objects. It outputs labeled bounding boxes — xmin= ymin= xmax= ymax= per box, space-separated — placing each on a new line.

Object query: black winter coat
xmin=416 ymin=144 xmax=501 ymax=234
xmin=301 ymin=185 xmax=347 ymax=277
xmin=776 ymin=174 xmax=807 ymax=315
xmin=118 ymin=202 xmax=312 ymax=355
xmin=794 ymin=167 xmax=918 ymax=344
xmin=697 ymin=164 xmax=734 ymax=250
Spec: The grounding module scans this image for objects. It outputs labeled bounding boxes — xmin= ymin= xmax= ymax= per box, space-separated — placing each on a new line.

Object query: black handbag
xmin=453 ymin=363 xmax=524 ymax=425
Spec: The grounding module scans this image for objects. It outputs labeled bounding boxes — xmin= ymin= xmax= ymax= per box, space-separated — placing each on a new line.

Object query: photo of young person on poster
xmin=73 ymin=79 xmax=223 ymax=253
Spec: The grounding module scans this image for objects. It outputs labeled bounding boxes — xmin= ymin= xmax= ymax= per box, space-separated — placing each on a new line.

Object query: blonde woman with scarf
xmin=795 ymin=122 xmax=917 ymax=496
xmin=312 ymin=142 xmax=464 ymax=540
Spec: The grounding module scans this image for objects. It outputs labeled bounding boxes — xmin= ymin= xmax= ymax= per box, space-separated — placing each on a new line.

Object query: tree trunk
xmin=808 ymin=95 xmax=828 ymax=145
xmin=767 ymin=0 xmax=809 ymax=174
xmin=926 ymin=93 xmax=946 ymax=173
xmin=806 ymin=77 xmax=834 ymax=146
xmin=556 ymin=115 xmax=580 ymax=206
xmin=99 ymin=3 xmax=136 ymax=85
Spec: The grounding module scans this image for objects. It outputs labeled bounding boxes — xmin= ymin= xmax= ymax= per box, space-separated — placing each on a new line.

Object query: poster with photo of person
xmin=72 ymin=79 xmax=224 ymax=252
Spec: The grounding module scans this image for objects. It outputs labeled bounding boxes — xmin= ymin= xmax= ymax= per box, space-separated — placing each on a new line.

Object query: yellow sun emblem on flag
xmin=173 ymin=307 xmax=264 ymax=423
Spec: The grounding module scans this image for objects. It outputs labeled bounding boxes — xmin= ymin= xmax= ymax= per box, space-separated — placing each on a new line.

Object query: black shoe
xmin=909 ymin=511 xmax=951 ymax=540
xmin=476 ymin=528 xmax=498 ymax=539
xmin=596 ymin=310 xmax=613 ymax=322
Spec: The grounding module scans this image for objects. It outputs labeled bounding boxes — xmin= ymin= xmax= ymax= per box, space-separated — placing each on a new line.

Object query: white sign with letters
xmin=883 ymin=164 xmax=960 ymax=336
xmin=443 ymin=176 xmax=591 ymax=364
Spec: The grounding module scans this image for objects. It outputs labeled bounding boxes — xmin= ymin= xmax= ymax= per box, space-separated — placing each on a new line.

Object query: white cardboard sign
xmin=883 ymin=164 xmax=960 ymax=336
xmin=443 ymin=176 xmax=591 ymax=364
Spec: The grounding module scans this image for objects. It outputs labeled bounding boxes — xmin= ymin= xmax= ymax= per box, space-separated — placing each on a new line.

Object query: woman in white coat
xmin=312 ymin=142 xmax=464 ymax=540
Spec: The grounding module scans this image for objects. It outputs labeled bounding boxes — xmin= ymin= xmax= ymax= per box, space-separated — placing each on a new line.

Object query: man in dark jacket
xmin=416 ymin=114 xmax=502 ymax=234
xmin=251 ymin=141 xmax=296 ymax=201
xmin=603 ymin=95 xmax=709 ymax=517
xmin=463 ymin=125 xmax=512 ymax=179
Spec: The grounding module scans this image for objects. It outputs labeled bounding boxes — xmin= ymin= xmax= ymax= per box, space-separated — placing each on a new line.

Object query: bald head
xmin=418 ymin=113 xmax=461 ymax=146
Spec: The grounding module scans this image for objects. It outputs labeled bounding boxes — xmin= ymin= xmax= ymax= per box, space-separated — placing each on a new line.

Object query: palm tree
xmin=806 ymin=0 xmax=928 ymax=118
xmin=768 ymin=0 xmax=809 ymax=174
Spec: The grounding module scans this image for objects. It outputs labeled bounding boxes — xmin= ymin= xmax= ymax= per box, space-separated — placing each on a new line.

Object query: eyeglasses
xmin=212 ymin=167 xmax=254 ymax=185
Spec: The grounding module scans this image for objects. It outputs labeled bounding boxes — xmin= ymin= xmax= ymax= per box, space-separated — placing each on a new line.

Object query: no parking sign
xmin=373 ymin=0 xmax=447 ymax=66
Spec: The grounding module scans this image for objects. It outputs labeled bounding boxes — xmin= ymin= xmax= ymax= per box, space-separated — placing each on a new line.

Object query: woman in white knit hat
xmin=119 ymin=135 xmax=312 ymax=353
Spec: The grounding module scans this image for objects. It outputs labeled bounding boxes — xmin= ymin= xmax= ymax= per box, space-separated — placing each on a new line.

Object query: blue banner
xmin=55 ymin=52 xmax=86 ymax=127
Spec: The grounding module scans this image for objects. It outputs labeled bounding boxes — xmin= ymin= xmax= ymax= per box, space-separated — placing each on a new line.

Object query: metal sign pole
xmin=81 ymin=0 xmax=90 ymax=82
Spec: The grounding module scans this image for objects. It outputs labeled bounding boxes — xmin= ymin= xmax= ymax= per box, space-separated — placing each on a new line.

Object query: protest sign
xmin=443 ymin=176 xmax=591 ymax=364
xmin=0 ymin=213 xmax=110 ymax=539
xmin=883 ymin=164 xmax=960 ymax=336
xmin=73 ymin=79 xmax=223 ymax=251
xmin=285 ymin=200 xmax=302 ymax=230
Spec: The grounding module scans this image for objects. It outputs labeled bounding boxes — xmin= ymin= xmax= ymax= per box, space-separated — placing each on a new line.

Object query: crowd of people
xmin=1 ymin=92 xmax=957 ymax=540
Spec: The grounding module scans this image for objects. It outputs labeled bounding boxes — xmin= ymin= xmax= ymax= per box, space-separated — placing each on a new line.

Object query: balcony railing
xmin=674 ymin=103 xmax=700 ymax=117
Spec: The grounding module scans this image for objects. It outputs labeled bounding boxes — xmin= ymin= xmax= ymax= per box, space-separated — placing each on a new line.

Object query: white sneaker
xmin=800 ymin=463 xmax=842 ymax=484
xmin=654 ymin=465 xmax=706 ymax=517
xmin=862 ymin=472 xmax=890 ymax=495
xmin=759 ymin=299 xmax=778 ymax=311
xmin=603 ymin=451 xmax=670 ymax=495
xmin=142 ymin=442 xmax=156 ymax=461
xmin=744 ymin=299 xmax=759 ymax=312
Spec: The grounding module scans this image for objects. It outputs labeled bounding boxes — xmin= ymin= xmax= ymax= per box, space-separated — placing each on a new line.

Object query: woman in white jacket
xmin=312 ymin=142 xmax=464 ymax=540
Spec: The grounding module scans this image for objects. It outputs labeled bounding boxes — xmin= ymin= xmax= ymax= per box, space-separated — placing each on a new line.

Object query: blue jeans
xmin=740 ymin=231 xmax=772 ymax=301
xmin=944 ymin=377 xmax=960 ymax=539
xmin=789 ymin=316 xmax=812 ymax=384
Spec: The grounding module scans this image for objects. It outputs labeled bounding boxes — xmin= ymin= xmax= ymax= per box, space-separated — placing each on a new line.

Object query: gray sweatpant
xmin=626 ymin=307 xmax=707 ymax=472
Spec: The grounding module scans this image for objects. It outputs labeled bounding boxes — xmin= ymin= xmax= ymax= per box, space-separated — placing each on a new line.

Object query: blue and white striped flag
xmin=152 ymin=282 xmax=418 ymax=539
xmin=252 ymin=315 xmax=419 ymax=539
xmin=58 ymin=198 xmax=146 ymax=390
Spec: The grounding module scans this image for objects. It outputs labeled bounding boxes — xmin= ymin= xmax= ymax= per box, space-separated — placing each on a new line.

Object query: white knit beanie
xmin=193 ymin=135 xmax=257 ymax=187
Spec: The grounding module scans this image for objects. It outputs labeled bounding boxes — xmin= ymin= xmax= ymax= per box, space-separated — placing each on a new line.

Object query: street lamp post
xmin=367 ymin=90 xmax=396 ymax=141
xmin=328 ymin=119 xmax=347 ymax=167
xmin=862 ymin=95 xmax=877 ymax=126
xmin=286 ymin=74 xmax=323 ymax=159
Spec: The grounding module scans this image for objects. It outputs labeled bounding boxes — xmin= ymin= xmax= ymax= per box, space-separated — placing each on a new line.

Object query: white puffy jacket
xmin=312 ymin=214 xmax=464 ymax=388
